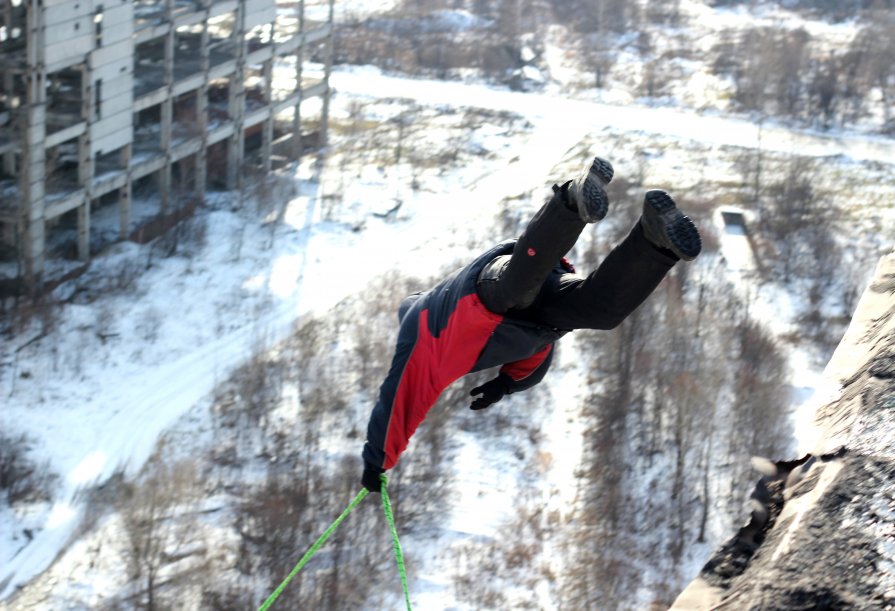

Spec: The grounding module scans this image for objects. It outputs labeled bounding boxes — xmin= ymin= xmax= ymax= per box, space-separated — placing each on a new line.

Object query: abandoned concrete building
xmin=0 ymin=0 xmax=334 ymax=292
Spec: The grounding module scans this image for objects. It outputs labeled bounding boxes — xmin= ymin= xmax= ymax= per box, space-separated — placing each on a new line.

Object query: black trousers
xmin=477 ymin=185 xmax=678 ymax=331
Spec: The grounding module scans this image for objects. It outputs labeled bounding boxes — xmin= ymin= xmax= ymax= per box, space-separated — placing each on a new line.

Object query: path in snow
xmin=331 ymin=67 xmax=895 ymax=166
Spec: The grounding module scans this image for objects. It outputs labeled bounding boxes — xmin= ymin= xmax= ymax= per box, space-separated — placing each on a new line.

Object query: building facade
xmin=0 ymin=0 xmax=334 ymax=291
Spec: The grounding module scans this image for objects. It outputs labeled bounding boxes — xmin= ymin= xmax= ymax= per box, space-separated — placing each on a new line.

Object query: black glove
xmin=361 ymin=462 xmax=384 ymax=493
xmin=469 ymin=376 xmax=510 ymax=410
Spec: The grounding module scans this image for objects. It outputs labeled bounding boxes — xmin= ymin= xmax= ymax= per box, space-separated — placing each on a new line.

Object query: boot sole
xmin=579 ymin=157 xmax=614 ymax=222
xmin=590 ymin=157 xmax=614 ymax=184
xmin=644 ymin=190 xmax=702 ymax=261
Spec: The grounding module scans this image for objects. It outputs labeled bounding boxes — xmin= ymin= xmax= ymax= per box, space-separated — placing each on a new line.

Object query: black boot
xmin=640 ymin=190 xmax=701 ymax=261
xmin=566 ymin=156 xmax=614 ymax=223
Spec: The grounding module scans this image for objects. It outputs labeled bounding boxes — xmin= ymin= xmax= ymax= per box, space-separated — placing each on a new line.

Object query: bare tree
xmin=854 ymin=11 xmax=895 ymax=126
xmin=645 ymin=0 xmax=682 ymax=25
xmin=0 ymin=431 xmax=57 ymax=504
xmin=714 ymin=26 xmax=812 ymax=120
xmin=117 ymin=457 xmax=206 ymax=611
xmin=764 ymin=155 xmax=842 ymax=288
xmin=562 ymin=306 xmax=649 ymax=609
xmin=452 ymin=489 xmax=558 ymax=609
xmin=725 ymin=318 xmax=793 ymax=517
xmin=807 ymin=53 xmax=840 ymax=128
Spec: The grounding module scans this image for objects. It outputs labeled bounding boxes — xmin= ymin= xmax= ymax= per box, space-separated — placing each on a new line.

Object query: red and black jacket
xmin=363 ymin=240 xmax=569 ymax=471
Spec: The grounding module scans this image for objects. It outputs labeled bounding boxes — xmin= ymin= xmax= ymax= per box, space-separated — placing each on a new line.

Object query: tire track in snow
xmin=0 ymin=203 xmax=323 ymax=601
xmin=331 ymin=68 xmax=895 ymax=166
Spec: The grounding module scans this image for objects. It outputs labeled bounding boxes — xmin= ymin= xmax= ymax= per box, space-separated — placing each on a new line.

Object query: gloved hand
xmin=361 ymin=462 xmax=384 ymax=493
xmin=469 ymin=376 xmax=510 ymax=410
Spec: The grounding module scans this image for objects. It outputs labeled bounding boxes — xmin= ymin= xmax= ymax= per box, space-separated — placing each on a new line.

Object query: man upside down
xmin=361 ymin=155 xmax=702 ymax=492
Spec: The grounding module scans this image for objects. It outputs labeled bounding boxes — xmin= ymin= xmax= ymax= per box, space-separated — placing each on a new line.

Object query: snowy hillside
xmin=3 ymin=1 xmax=895 ymax=609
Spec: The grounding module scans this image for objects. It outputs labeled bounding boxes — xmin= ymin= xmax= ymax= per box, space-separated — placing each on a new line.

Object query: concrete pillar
xmin=76 ymin=129 xmax=93 ymax=261
xmin=195 ymin=94 xmax=208 ymax=196
xmin=78 ymin=63 xmax=94 ymax=261
xmin=261 ymin=57 xmax=273 ymax=173
xmin=119 ymin=144 xmax=132 ymax=239
xmin=319 ymin=0 xmax=335 ymax=149
xmin=77 ymin=198 xmax=91 ymax=260
xmin=291 ymin=0 xmax=304 ymax=161
xmin=1 ymin=2 xmax=14 ymax=176
xmin=22 ymin=101 xmax=47 ymax=278
xmin=160 ymin=0 xmax=175 ymax=211
xmin=2 ymin=70 xmax=15 ymax=175
xmin=195 ymin=6 xmax=210 ymax=196
xmin=226 ymin=1 xmax=246 ymax=193
xmin=291 ymin=101 xmax=302 ymax=162
xmin=21 ymin=0 xmax=47 ymax=288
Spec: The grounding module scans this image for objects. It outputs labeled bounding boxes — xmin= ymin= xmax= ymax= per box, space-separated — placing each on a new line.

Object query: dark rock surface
xmin=672 ymin=252 xmax=895 ymax=611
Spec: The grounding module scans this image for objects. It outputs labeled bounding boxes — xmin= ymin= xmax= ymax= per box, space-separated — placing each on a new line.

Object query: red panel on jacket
xmin=382 ymin=293 xmax=503 ymax=469
xmin=501 ymin=344 xmax=553 ymax=382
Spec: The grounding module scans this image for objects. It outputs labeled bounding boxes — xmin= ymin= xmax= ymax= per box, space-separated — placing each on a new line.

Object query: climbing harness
xmin=257 ymin=474 xmax=411 ymax=611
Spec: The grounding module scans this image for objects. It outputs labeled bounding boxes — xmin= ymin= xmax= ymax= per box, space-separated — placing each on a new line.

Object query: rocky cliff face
xmin=672 ymin=251 xmax=895 ymax=611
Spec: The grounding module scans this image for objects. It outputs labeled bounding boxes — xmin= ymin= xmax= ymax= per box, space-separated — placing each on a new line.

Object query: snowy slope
xmin=330 ymin=66 xmax=895 ymax=167
xmin=3 ymin=21 xmax=895 ymax=608
xmin=0 ymin=69 xmax=598 ymax=601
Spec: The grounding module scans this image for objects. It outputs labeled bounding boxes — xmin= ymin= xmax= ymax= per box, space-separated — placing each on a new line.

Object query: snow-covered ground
xmin=3 ymin=2 xmax=895 ymax=607
xmin=0 ymin=68 xmax=612 ymax=604
xmin=332 ymin=67 xmax=895 ymax=167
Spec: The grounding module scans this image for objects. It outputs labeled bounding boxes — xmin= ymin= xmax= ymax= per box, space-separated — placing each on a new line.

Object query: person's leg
xmin=477 ymin=157 xmax=613 ymax=314
xmin=534 ymin=222 xmax=676 ymax=330
xmin=534 ymin=190 xmax=700 ymax=330
xmin=477 ymin=185 xmax=584 ymax=314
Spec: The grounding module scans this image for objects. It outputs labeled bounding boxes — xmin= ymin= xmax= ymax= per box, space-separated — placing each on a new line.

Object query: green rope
xmin=257 ymin=487 xmax=369 ymax=611
xmin=256 ymin=475 xmax=412 ymax=611
xmin=380 ymin=474 xmax=412 ymax=611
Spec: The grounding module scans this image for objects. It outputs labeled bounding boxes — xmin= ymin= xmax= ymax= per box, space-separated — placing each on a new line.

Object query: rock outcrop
xmin=672 ymin=251 xmax=895 ymax=611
